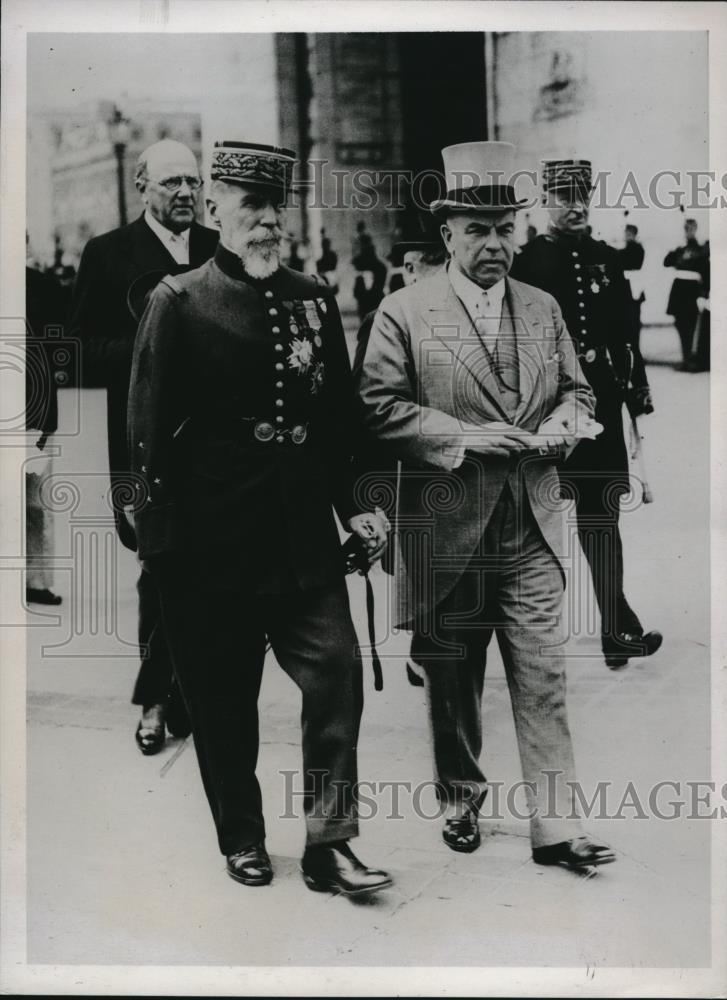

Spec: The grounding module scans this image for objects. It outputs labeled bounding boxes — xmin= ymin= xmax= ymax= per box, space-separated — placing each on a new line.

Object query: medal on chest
xmin=586 ymin=263 xmax=610 ymax=295
xmin=285 ymin=299 xmax=326 ymax=394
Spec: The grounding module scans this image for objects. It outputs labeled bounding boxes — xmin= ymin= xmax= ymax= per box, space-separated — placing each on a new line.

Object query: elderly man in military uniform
xmin=512 ymin=160 xmax=662 ymax=669
xmin=360 ymin=141 xmax=615 ymax=872
xmin=127 ymin=141 xmax=391 ymax=897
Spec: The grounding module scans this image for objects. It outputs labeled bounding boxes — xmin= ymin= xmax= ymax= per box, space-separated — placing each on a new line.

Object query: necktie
xmin=475 ymin=290 xmax=500 ymax=357
xmin=168 ymin=233 xmax=188 ymax=266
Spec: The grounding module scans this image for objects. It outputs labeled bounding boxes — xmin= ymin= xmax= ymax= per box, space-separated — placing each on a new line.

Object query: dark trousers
xmin=131 ymin=566 xmax=183 ymax=710
xmin=672 ymin=306 xmax=698 ymax=365
xmin=572 ymin=479 xmax=642 ymax=648
xmin=152 ymin=553 xmax=363 ymax=855
xmin=411 ymin=482 xmax=583 ymax=848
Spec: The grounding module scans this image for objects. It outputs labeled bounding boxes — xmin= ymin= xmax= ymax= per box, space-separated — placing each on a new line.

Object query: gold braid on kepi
xmin=210 ymin=141 xmax=297 ymax=194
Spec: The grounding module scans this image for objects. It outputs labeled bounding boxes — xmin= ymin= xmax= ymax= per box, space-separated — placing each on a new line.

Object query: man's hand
xmin=348 ymin=511 xmax=390 ymax=565
xmin=535 ymin=416 xmax=578 ymax=451
xmin=461 ymin=421 xmax=532 ymax=457
xmin=626 ymin=387 xmax=654 ymax=418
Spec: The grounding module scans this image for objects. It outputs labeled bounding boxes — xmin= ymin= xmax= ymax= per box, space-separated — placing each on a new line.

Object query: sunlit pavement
xmin=25 ymin=322 xmax=712 ymax=966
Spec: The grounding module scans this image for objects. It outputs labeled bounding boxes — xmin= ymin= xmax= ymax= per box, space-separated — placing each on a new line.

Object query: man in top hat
xmin=127 ymin=140 xmax=392 ymax=896
xmin=69 ymin=139 xmax=219 ymax=753
xmin=512 ymin=159 xmax=662 ymax=669
xmin=359 ymin=141 xmax=615 ymax=871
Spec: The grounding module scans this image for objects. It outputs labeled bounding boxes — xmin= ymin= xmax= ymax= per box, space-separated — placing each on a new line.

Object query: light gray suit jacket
xmin=357 ymin=267 xmax=596 ymax=627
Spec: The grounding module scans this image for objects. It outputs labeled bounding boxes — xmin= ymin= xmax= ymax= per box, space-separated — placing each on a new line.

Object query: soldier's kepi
xmin=511 ymin=157 xmax=662 ymax=669
xmin=127 ymin=139 xmax=392 ymax=898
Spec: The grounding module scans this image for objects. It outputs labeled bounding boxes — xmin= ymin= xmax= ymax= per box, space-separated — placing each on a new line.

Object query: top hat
xmin=429 ymin=141 xmax=528 ymax=213
xmin=210 ymin=141 xmax=297 ymax=194
xmin=542 ymin=159 xmax=593 ymax=199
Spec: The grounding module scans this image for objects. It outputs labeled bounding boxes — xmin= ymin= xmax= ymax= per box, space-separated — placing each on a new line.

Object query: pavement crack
xmin=159 ymin=737 xmax=191 ymax=777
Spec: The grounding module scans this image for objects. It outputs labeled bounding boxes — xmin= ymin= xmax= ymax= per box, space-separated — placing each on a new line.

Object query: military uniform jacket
xmin=512 ymin=231 xmax=644 ymax=485
xmin=664 ymin=239 xmax=709 ymax=316
xmin=127 ymin=243 xmax=360 ymax=593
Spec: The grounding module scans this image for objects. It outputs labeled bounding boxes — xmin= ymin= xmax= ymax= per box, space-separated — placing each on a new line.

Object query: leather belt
xmin=239 ymin=417 xmax=309 ymax=445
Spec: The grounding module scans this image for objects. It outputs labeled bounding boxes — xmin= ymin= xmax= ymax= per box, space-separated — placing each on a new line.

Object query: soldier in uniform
xmin=127 ymin=140 xmax=391 ymax=897
xmin=512 ymin=159 xmax=662 ymax=668
xmin=664 ymin=218 xmax=710 ymax=370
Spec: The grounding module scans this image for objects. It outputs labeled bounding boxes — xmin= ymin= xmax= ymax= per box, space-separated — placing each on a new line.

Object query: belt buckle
xmin=253 ymin=420 xmax=275 ymax=442
xmin=291 ymin=423 xmax=308 ymax=445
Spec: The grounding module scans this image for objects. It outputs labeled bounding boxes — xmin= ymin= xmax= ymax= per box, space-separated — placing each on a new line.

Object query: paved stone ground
xmin=25 ymin=324 xmax=714 ymax=969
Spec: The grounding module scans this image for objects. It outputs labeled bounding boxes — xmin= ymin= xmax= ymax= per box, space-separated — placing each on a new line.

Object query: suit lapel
xmin=129 ymin=214 xmax=179 ymax=272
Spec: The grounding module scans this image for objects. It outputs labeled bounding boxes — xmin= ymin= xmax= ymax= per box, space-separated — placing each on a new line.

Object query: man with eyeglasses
xmin=69 ymin=139 xmax=219 ymax=756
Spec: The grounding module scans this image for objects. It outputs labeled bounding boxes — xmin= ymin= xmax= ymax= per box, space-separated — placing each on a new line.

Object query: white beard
xmin=242 ymin=249 xmax=280 ymax=280
xmin=238 ymin=239 xmax=281 ymax=280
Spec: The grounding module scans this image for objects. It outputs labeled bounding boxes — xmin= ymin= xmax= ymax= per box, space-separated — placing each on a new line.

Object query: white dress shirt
xmin=447 ymin=263 xmax=508 ymax=467
xmin=448 ymin=262 xmax=506 ymax=355
xmin=144 ymin=210 xmax=190 ymax=266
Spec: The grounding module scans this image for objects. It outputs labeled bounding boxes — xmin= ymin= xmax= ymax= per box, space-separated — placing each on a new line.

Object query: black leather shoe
xmin=26 ymin=587 xmax=62 ymax=605
xmin=226 ymin=843 xmax=273 ymax=886
xmin=135 ymin=720 xmax=165 ymax=755
xmin=533 ymin=836 xmax=616 ymax=870
xmin=603 ymin=629 xmax=663 ymax=669
xmin=442 ymin=808 xmax=481 ymax=853
xmin=135 ymin=702 xmax=167 ymax=755
xmin=301 ymin=841 xmax=392 ymax=897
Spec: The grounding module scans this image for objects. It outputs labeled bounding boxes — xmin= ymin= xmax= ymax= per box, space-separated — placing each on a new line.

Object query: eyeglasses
xmin=155 ymin=175 xmax=203 ymax=192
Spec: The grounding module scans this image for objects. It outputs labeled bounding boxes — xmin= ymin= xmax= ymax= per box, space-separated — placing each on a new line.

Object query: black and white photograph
xmin=1 ymin=1 xmax=725 ymax=995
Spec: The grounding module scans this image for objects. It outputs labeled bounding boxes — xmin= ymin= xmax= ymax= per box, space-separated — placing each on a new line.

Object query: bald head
xmin=135 ymin=139 xmax=201 ymax=234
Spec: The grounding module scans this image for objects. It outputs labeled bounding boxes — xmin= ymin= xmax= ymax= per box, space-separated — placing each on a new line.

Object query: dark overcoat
xmin=68 ymin=214 xmax=219 ymax=548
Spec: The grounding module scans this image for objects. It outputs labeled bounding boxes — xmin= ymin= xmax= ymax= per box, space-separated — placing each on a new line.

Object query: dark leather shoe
xmin=603 ymin=629 xmax=663 ymax=669
xmin=533 ymin=836 xmax=616 ymax=870
xmin=301 ymin=841 xmax=392 ymax=897
xmin=442 ymin=808 xmax=481 ymax=853
xmin=26 ymin=587 xmax=62 ymax=605
xmin=135 ymin=720 xmax=165 ymax=755
xmin=226 ymin=843 xmax=273 ymax=886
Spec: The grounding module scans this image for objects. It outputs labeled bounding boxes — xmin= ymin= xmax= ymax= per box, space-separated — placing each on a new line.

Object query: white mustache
xmin=245 ymin=228 xmax=282 ymax=246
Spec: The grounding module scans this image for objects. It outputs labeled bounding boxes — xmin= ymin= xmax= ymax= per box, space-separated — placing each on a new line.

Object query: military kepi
xmin=211 ymin=141 xmax=296 ymax=196
xmin=542 ymin=159 xmax=593 ymax=201
xmin=430 ymin=141 xmax=528 ymax=213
